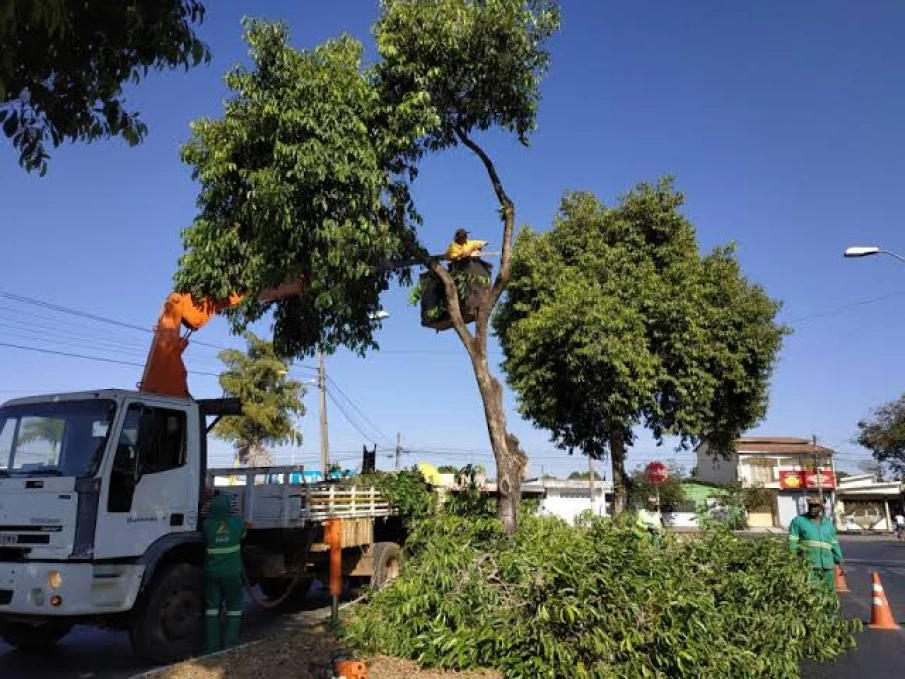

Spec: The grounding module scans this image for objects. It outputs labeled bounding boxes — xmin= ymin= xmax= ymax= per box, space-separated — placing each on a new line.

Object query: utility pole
xmin=395 ymin=432 xmax=402 ymax=471
xmin=813 ymin=434 xmax=824 ymax=502
xmin=318 ymin=348 xmax=329 ymax=475
xmin=588 ymin=455 xmax=595 ymax=510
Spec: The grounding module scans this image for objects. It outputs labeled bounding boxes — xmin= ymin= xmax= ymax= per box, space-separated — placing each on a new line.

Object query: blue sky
xmin=2 ymin=0 xmax=904 ymax=477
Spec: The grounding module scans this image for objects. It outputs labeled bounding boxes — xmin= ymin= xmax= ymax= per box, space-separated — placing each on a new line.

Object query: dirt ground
xmin=154 ymin=624 xmax=501 ymax=679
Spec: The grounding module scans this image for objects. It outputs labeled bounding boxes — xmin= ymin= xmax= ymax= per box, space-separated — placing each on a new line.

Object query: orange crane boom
xmin=139 ymin=281 xmax=303 ymax=398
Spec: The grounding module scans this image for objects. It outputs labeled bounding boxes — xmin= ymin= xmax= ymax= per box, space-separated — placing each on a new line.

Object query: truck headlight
xmin=47 ymin=571 xmax=63 ymax=590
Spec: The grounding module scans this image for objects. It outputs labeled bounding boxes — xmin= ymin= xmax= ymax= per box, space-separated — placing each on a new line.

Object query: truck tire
xmin=370 ymin=542 xmax=401 ymax=589
xmin=130 ymin=563 xmax=204 ymax=664
xmin=0 ymin=620 xmax=72 ymax=651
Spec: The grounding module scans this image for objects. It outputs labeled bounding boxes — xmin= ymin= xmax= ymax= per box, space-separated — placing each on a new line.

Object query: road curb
xmin=128 ymin=595 xmax=366 ymax=679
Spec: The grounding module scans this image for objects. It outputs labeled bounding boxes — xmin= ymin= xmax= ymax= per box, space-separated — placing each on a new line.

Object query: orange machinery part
xmin=139 ymin=281 xmax=302 ymax=398
xmin=326 ymin=517 xmax=343 ymax=599
xmin=334 ymin=659 xmax=368 ymax=679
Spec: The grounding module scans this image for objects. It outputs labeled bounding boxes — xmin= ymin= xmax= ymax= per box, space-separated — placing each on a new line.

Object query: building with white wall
xmin=526 ymin=477 xmax=613 ymax=523
xmin=695 ymin=436 xmax=837 ymax=528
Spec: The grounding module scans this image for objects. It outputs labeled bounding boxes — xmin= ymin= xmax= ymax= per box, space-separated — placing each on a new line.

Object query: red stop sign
xmin=645 ymin=461 xmax=669 ymax=486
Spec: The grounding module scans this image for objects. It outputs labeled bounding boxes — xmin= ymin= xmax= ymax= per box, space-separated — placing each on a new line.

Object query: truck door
xmin=94 ymin=401 xmax=198 ymax=559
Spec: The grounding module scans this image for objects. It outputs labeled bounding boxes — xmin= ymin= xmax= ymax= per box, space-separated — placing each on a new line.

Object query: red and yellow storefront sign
xmin=779 ymin=470 xmax=836 ymax=490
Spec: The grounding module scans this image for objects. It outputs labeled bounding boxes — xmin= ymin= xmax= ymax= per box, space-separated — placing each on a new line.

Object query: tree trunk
xmin=465 ymin=347 xmax=526 ymax=533
xmin=610 ymin=427 xmax=628 ymax=515
xmin=434 ymin=128 xmax=523 ymax=533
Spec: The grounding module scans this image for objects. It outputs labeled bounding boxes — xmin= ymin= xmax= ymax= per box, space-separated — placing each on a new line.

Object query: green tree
xmin=493 ymin=181 xmax=788 ymax=513
xmin=175 ymin=2 xmax=561 ymax=533
xmin=567 ymin=470 xmax=601 ymax=480
xmin=855 ymin=397 xmax=905 ymax=478
xmin=628 ymin=460 xmax=686 ymax=512
xmin=214 ymin=332 xmax=305 ymax=467
xmin=1 ymin=0 xmax=209 ymax=174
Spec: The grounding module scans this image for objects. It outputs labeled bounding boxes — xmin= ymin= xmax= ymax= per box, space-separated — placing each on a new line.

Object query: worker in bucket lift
xmin=202 ymin=493 xmax=247 ymax=653
xmin=445 ymin=228 xmax=488 ymax=262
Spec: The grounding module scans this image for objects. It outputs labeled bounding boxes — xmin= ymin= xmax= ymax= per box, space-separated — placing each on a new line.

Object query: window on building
xmin=745 ymin=456 xmax=776 ymax=484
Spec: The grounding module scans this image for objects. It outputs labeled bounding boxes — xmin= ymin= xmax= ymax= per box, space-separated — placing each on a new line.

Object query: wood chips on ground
xmin=155 ymin=625 xmax=501 ymax=679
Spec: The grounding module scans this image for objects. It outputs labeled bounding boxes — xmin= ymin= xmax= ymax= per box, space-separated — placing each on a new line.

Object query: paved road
xmin=0 ymin=584 xmax=337 ymax=679
xmin=802 ymin=536 xmax=905 ymax=679
xmin=3 ymin=536 xmax=904 ymax=678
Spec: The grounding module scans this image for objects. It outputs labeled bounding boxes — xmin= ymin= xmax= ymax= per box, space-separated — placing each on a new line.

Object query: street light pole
xmin=843 ymin=246 xmax=905 ymax=264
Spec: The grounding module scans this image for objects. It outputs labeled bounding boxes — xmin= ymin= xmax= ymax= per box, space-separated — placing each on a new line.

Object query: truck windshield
xmin=0 ymin=400 xmax=116 ymax=478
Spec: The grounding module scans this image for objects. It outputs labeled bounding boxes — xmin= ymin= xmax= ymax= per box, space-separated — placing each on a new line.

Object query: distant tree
xmin=835 ymin=470 xmax=851 ymax=480
xmin=857 ymin=394 xmax=905 ymax=479
xmin=214 ymin=332 xmax=305 ymax=467
xmin=1 ymin=1 xmax=210 ymax=173
xmin=494 ymin=182 xmax=788 ymax=514
xmin=856 ymin=459 xmax=888 ymax=482
xmin=437 ymin=465 xmax=459 ymax=474
xmin=628 ymin=461 xmax=686 ymax=512
xmin=567 ymin=470 xmax=601 ymax=481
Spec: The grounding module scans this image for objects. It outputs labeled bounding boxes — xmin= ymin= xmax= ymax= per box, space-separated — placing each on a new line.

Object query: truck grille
xmin=0 ymin=590 xmax=12 ymax=606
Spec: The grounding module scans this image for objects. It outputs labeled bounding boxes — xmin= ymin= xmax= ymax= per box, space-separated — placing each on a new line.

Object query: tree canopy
xmin=1 ymin=0 xmax=209 ymax=174
xmin=493 ymin=180 xmax=788 ymax=512
xmin=176 ymin=1 xmax=561 ymax=532
xmin=857 ymin=394 xmax=905 ymax=479
xmin=214 ymin=331 xmax=305 ymax=467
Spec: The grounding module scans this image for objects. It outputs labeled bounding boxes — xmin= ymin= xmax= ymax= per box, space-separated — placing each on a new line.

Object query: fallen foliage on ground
xmin=346 ymin=512 xmax=861 ymax=679
xmin=155 ymin=623 xmax=499 ymax=679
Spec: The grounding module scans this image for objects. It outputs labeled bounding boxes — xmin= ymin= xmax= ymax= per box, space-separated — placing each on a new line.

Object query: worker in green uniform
xmin=202 ymin=493 xmax=247 ymax=653
xmin=788 ymin=496 xmax=844 ymax=590
xmin=636 ymin=496 xmax=664 ymax=545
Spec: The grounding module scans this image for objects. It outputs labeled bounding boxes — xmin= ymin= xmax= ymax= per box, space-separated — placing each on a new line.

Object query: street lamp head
xmin=370 ymin=309 xmax=390 ymax=320
xmin=844 ymin=246 xmax=881 ymax=258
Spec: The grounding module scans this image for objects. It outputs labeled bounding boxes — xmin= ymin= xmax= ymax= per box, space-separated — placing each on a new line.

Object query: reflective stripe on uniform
xmin=205 ymin=609 xmax=219 ymax=616
xmin=801 ymin=540 xmax=832 ymax=549
xmin=226 ymin=611 xmax=242 ymax=617
xmin=207 ymin=545 xmax=240 ymax=555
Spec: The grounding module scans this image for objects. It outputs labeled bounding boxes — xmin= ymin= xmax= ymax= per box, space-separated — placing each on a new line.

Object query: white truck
xmin=0 ymin=389 xmax=402 ymax=663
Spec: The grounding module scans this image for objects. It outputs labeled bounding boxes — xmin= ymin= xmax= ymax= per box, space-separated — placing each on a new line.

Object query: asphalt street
xmin=802 ymin=536 xmax=905 ymax=679
xmin=0 ymin=583 xmax=337 ymax=679
xmin=1 ymin=536 xmax=904 ymax=679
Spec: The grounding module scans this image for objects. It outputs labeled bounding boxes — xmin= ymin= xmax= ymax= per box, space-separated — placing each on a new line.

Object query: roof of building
xmin=734 ymin=437 xmax=835 ymax=455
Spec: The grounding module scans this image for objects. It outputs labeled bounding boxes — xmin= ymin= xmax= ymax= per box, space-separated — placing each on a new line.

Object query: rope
xmin=241 ymin=544 xmax=311 ymax=610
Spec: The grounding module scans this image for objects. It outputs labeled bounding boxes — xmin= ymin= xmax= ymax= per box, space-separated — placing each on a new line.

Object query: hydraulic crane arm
xmin=139 ymin=281 xmax=303 ymax=398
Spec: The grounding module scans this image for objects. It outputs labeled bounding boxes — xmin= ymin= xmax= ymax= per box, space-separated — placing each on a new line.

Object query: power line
xmin=325 ymin=376 xmax=393 ymax=446
xmin=325 ymin=388 xmax=381 ymax=445
xmin=0 ymin=341 xmax=221 ymax=377
xmin=784 ymin=290 xmax=905 ymax=327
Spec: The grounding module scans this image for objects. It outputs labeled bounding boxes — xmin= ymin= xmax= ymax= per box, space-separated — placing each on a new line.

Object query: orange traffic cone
xmin=834 ymin=565 xmax=850 ymax=593
xmin=868 ymin=572 xmax=900 ymax=630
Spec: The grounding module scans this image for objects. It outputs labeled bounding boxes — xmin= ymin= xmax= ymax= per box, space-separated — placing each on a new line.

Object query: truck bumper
xmin=0 ymin=561 xmax=145 ymax=616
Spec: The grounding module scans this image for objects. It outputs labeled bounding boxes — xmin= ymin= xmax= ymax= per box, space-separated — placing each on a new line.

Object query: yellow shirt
xmin=445 ymin=239 xmax=488 ymax=261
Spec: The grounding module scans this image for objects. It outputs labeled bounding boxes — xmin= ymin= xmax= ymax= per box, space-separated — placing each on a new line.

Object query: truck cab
xmin=0 ymin=389 xmax=225 ymax=661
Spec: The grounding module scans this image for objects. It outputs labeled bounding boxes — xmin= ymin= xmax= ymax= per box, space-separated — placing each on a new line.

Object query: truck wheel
xmin=370 ymin=542 xmax=401 ymax=589
xmin=0 ymin=620 xmax=73 ymax=651
xmin=130 ymin=563 xmax=204 ymax=664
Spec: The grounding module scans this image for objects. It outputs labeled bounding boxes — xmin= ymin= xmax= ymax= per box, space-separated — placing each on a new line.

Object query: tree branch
xmin=455 ymin=126 xmax=511 ymax=209
xmin=454 ymin=127 xmax=515 ymax=328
